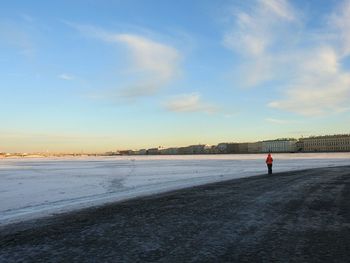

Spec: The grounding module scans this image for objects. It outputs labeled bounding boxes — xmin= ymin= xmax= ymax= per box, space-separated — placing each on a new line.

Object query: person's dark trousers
xmin=267 ymin=164 xmax=273 ymax=174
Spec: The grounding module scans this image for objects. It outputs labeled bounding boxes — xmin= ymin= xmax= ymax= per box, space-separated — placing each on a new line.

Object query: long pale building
xmin=262 ymin=139 xmax=297 ymax=153
xmin=298 ymin=134 xmax=350 ymax=152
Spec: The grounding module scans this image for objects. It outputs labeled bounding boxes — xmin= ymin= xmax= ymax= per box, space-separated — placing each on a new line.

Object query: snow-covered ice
xmin=1 ymin=153 xmax=350 ymax=225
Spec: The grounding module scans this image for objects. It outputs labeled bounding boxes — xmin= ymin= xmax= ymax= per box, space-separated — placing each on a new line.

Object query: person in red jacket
xmin=266 ymin=153 xmax=273 ymax=174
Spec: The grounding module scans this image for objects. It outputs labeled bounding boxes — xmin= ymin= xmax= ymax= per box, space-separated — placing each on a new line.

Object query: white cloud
xmin=164 ymin=93 xmax=218 ymax=113
xmin=116 ymin=34 xmax=180 ymax=82
xmin=236 ymin=56 xmax=273 ymax=87
xmin=300 ymin=46 xmax=339 ymax=74
xmin=69 ymin=24 xmax=181 ymax=97
xmin=223 ymin=0 xmax=297 ymax=57
xmin=268 ymin=44 xmax=350 ymax=116
xmin=223 ymin=0 xmax=299 ymax=91
xmin=58 ymin=73 xmax=74 ymax=80
xmin=224 ymin=0 xmax=350 ymax=116
xmin=259 ymin=0 xmax=296 ymax=21
xmin=269 ymin=71 xmax=350 ymax=116
xmin=330 ymin=0 xmax=350 ymax=58
xmin=223 ymin=12 xmax=267 ymax=57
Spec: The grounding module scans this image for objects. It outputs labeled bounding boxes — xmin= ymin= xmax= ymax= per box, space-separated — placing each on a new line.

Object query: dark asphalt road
xmin=1 ymin=166 xmax=350 ymax=262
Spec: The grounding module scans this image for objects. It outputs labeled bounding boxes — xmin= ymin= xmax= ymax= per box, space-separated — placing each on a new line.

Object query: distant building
xmin=247 ymin=142 xmax=263 ymax=153
xmin=216 ymin=143 xmax=231 ymax=153
xmin=114 ymin=133 xmax=350 ymax=156
xmin=205 ymin=145 xmax=219 ymax=154
xmin=147 ymin=148 xmax=160 ymax=155
xmin=160 ymin=147 xmax=178 ymax=155
xmin=262 ymin=139 xmax=297 ymax=153
xmin=237 ymin=143 xmax=249 ymax=153
xmin=134 ymin=149 xmax=147 ymax=155
xmin=216 ymin=143 xmax=249 ymax=154
xmin=105 ymin=151 xmax=117 ymax=156
xmin=188 ymin=144 xmax=206 ymax=154
xmin=203 ymin=145 xmax=214 ymax=154
xmin=298 ymin=134 xmax=350 ymax=152
xmin=296 ymin=140 xmax=304 ymax=152
xmin=177 ymin=145 xmax=206 ymax=154
xmin=119 ymin=150 xmax=134 ymax=155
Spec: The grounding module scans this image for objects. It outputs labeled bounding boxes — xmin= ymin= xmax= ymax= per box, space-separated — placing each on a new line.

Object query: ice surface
xmin=1 ymin=153 xmax=350 ymax=225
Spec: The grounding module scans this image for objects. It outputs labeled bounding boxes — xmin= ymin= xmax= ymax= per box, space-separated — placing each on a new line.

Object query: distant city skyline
xmin=1 ymin=0 xmax=350 ymax=153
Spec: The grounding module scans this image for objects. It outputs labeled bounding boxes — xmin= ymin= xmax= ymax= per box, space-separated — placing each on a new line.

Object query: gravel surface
xmin=1 ymin=166 xmax=350 ymax=262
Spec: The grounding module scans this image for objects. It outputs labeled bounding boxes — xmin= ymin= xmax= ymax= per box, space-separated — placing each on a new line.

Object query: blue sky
xmin=1 ymin=0 xmax=350 ymax=152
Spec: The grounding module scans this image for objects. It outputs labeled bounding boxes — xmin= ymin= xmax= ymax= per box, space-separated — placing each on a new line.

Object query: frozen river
xmin=1 ymin=153 xmax=350 ymax=225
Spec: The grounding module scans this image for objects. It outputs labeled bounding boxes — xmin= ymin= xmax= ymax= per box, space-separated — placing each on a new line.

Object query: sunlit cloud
xmin=223 ymin=0 xmax=299 ymax=90
xmin=223 ymin=0 xmax=297 ymax=57
xmin=69 ymin=23 xmax=181 ymax=98
xmin=224 ymin=0 xmax=350 ymax=116
xmin=269 ymin=46 xmax=350 ymax=116
xmin=164 ymin=93 xmax=218 ymax=113
xmin=330 ymin=0 xmax=350 ymax=58
xmin=116 ymin=34 xmax=180 ymax=82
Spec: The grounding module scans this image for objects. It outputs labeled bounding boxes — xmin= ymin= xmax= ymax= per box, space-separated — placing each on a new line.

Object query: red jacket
xmin=266 ymin=154 xmax=273 ymax=165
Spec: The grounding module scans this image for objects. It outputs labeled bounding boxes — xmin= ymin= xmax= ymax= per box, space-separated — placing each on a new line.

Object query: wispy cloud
xmin=259 ymin=0 xmax=296 ymax=21
xmin=223 ymin=0 xmax=299 ymax=88
xmin=69 ymin=23 xmax=181 ymax=98
xmin=224 ymin=0 xmax=350 ymax=116
xmin=58 ymin=73 xmax=74 ymax=80
xmin=330 ymin=0 xmax=350 ymax=58
xmin=116 ymin=34 xmax=180 ymax=82
xmin=164 ymin=93 xmax=218 ymax=113
xmin=223 ymin=0 xmax=297 ymax=57
xmin=268 ymin=47 xmax=350 ymax=116
xmin=267 ymin=1 xmax=350 ymax=116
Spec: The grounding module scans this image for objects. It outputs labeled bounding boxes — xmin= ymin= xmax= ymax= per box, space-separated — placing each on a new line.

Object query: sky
xmin=1 ymin=0 xmax=350 ymax=153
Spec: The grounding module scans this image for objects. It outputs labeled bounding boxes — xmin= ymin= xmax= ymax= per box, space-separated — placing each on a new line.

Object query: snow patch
xmin=1 ymin=153 xmax=350 ymax=225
